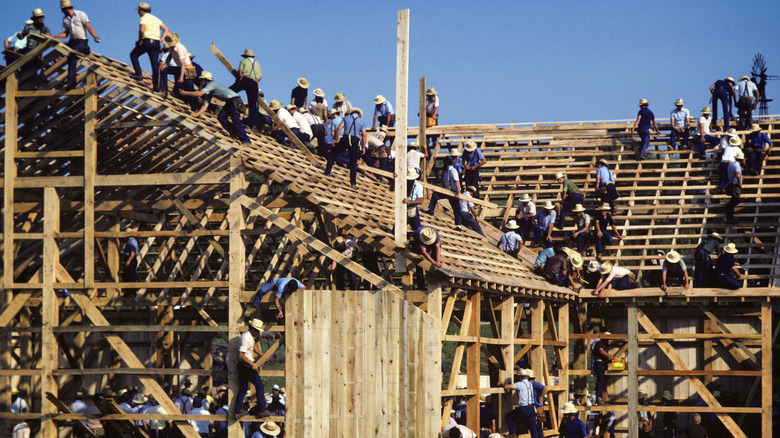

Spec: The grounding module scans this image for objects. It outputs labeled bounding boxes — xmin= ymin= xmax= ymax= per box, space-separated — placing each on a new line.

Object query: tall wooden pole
xmin=2 ymin=73 xmax=17 ymax=428
xmin=627 ymin=303 xmax=639 ymax=438
xmin=42 ymin=187 xmax=60 ymax=438
xmin=419 ymin=76 xmax=427 ymax=184
xmin=227 ymin=156 xmax=246 ymax=438
xmin=394 ymin=9 xmax=409 ymax=274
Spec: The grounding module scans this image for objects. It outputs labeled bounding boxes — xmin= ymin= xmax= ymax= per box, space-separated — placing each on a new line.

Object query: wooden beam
xmin=499 ymin=296 xmax=514 ymax=431
xmin=208 ymin=43 xmax=239 ymax=78
xmin=3 ymin=73 xmax=17 ymax=289
xmin=84 ymin=73 xmax=97 ymax=289
xmin=41 ymin=187 xmax=60 ymax=438
xmin=466 ymin=291 xmax=481 ymax=433
xmin=228 ymin=156 xmax=245 ymax=438
xmin=160 ymin=188 xmax=227 ymax=258
xmin=419 ymin=76 xmax=427 ymax=178
xmin=760 ymin=302 xmax=772 ymax=438
xmin=627 ymin=303 xmax=638 ymax=437
xmin=394 ymin=9 xmax=410 ymax=273
xmin=696 ymin=304 xmax=758 ymax=369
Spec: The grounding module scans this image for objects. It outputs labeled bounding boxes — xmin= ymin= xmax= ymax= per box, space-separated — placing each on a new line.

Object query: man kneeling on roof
xmin=498 ymin=219 xmax=523 ymax=259
xmin=179 ymin=71 xmax=251 ymax=144
xmin=593 ymin=261 xmax=638 ymax=297
xmin=412 ymin=226 xmax=441 ymax=289
xmin=661 ymin=250 xmax=690 ymax=291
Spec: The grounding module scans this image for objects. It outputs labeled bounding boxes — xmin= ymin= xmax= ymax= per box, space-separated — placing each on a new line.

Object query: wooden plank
xmin=3 ymin=74 xmax=17 ymax=289
xmin=228 ymin=156 xmax=245 ymax=438
xmin=419 ymin=76 xmax=427 ymax=182
xmin=41 ymin=187 xmax=60 ymax=438
xmin=208 ymin=43 xmax=239 ymax=78
xmin=84 ymin=73 xmax=97 ymax=289
xmin=696 ymin=305 xmax=758 ymax=368
xmin=160 ymin=188 xmax=227 ymax=258
xmin=635 ymin=310 xmax=748 ymax=438
xmin=466 ymin=291 xmax=481 ymax=433
xmin=760 ymin=303 xmax=772 ymax=438
xmin=627 ymin=303 xmax=638 ymax=437
xmin=394 ymin=9 xmax=410 ymax=274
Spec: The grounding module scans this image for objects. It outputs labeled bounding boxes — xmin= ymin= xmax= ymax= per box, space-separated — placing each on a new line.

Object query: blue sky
xmin=4 ymin=1 xmax=780 ymax=125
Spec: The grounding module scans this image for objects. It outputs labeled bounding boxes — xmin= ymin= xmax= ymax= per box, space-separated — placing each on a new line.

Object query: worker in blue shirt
xmin=560 ymin=402 xmax=587 ymax=438
xmin=709 ymin=77 xmax=736 ymax=130
xmin=527 ymin=369 xmax=549 ymax=438
xmin=725 ymin=152 xmax=744 ymax=224
xmin=251 ymin=277 xmax=305 ymax=319
xmin=502 ymin=367 xmax=541 ymax=438
xmin=325 ymin=108 xmax=367 ymax=188
xmin=630 ymin=98 xmax=661 ymax=160
xmin=461 ymin=140 xmax=487 ymax=198
xmin=372 ymin=95 xmax=395 ymax=129
xmin=746 ymin=123 xmax=772 ymax=175
xmin=715 ymin=243 xmax=743 ymax=290
xmin=180 ymin=71 xmax=251 ymax=144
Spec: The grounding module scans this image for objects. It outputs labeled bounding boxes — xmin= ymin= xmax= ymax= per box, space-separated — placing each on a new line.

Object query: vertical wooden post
xmin=42 ymin=187 xmax=60 ymax=438
xmin=627 ymin=303 xmax=639 ymax=438
xmin=419 ymin=76 xmax=427 ymax=184
xmin=530 ymin=300 xmax=544 ymax=376
xmin=466 ymin=291 xmax=481 ymax=433
xmin=760 ymin=302 xmax=772 ymax=438
xmin=703 ymin=319 xmax=714 ymax=386
xmin=426 ymin=279 xmax=442 ymax=434
xmin=557 ymin=303 xmax=570 ymax=412
xmin=84 ymin=73 xmax=97 ymax=290
xmin=393 ymin=9 xmax=409 ymax=273
xmin=2 ymin=73 xmax=17 ymax=423
xmin=499 ymin=296 xmax=514 ymax=431
xmin=227 ymin=156 xmax=245 ymax=438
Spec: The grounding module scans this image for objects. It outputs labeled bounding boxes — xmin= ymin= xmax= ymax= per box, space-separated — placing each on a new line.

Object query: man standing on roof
xmin=461 ymin=140 xmax=487 ymax=198
xmin=291 ymin=77 xmax=308 ymax=107
xmin=180 ymin=71 xmax=251 ymax=144
xmin=745 ymin=123 xmax=772 ymax=176
xmin=325 ymin=107 xmax=367 ymax=188
xmin=710 ymin=77 xmax=736 ymax=130
xmin=661 ymin=250 xmax=690 ymax=291
xmin=498 ymin=219 xmax=523 ymax=259
xmin=459 ymin=186 xmax=485 ymax=235
xmin=372 ymin=95 xmax=395 ymax=129
xmin=693 ymin=232 xmax=722 ymax=288
xmin=593 ymin=203 xmax=623 ymax=259
xmin=594 ymin=158 xmax=619 ymax=210
xmin=725 ymin=151 xmax=744 ymax=224
xmin=424 ymin=87 xmax=440 ymax=147
xmin=52 ymin=0 xmax=100 ymax=89
xmin=716 ymin=133 xmax=742 ymax=193
xmin=251 ymin=277 xmax=304 ymax=320
xmin=332 ymin=92 xmax=352 ymax=117
xmin=130 ymin=2 xmax=167 ymax=92
xmin=630 ymin=98 xmax=661 ymax=160
xmin=4 ymin=22 xmax=30 ymax=65
xmin=158 ymin=33 xmax=193 ymax=101
xmin=669 ymin=98 xmax=690 ymax=150
xmin=555 ymin=172 xmax=584 ymax=229
xmin=533 ymin=201 xmax=556 ymax=248
xmin=308 ymin=88 xmax=328 ymax=122
xmin=515 ymin=194 xmax=536 ymax=241
xmin=736 ymin=75 xmax=759 ymax=129
xmin=568 ymin=204 xmax=591 ymax=253
xmin=229 ymin=49 xmax=262 ymax=131
xmin=403 ymin=169 xmax=424 ymax=230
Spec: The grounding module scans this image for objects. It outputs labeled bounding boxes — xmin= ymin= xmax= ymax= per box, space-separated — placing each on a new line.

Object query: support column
xmin=557 ymin=303 xmax=569 ymax=412
xmin=227 ymin=156 xmax=246 ymax=438
xmin=627 ymin=303 xmax=638 ymax=438
xmin=42 ymin=187 xmax=60 ymax=438
xmin=466 ymin=291 xmax=481 ymax=433
xmin=84 ymin=73 xmax=97 ymax=289
xmin=418 ymin=76 xmax=427 ymax=183
xmin=498 ymin=295 xmax=514 ymax=431
xmin=2 ymin=73 xmax=17 ymax=424
xmin=530 ymin=300 xmax=544 ymax=376
xmin=393 ymin=9 xmax=409 ymax=273
xmin=760 ymin=302 xmax=772 ymax=438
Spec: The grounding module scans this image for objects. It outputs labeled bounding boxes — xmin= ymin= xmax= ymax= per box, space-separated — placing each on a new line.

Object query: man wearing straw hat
xmin=716 ymin=133 xmax=742 ymax=193
xmin=502 ymin=367 xmax=541 ymax=438
xmin=403 ymin=168 xmax=424 ymax=230
xmin=130 ymin=2 xmax=168 ymax=92
xmin=308 ymin=88 xmax=328 ymax=122
xmin=425 ymin=87 xmax=439 ymax=125
xmin=715 ymin=243 xmax=744 ymax=290
xmin=515 ymin=194 xmax=536 ymax=241
xmin=459 ymin=185 xmax=485 ymax=235
xmin=291 ymin=77 xmax=309 ymax=108
xmin=559 ymin=402 xmax=587 ymax=438
xmin=411 ymin=226 xmax=441 ymax=288
xmin=593 ymin=203 xmax=623 ymax=258
xmin=52 ymin=0 xmax=100 ymax=89
xmin=498 ymin=219 xmax=523 ymax=258
xmin=693 ymin=232 xmax=722 ymax=288
xmin=725 ymin=151 xmax=744 ymax=224
xmin=594 ymin=261 xmax=638 ymax=297
xmin=21 ymin=9 xmax=50 ymax=51
xmin=332 ymin=92 xmax=352 ymax=117
xmin=669 ymin=98 xmax=690 ymax=150
xmin=233 ymin=318 xmax=272 ymax=418
xmin=180 ymin=71 xmax=251 ymax=144
xmin=735 ymin=75 xmax=759 ymax=129
xmin=555 ymin=172 xmax=584 ymax=229
xmin=4 ymin=21 xmax=31 ymax=65
xmin=372 ymin=94 xmax=395 ymax=129
xmin=661 ymin=250 xmax=690 ymax=291
xmin=630 ymin=98 xmax=661 ymax=160
xmin=568 ymin=204 xmax=591 ymax=252
xmin=533 ymin=200 xmax=557 ymax=249
xmin=325 ymin=107 xmax=367 ymax=188
xmin=745 ymin=123 xmax=772 ymax=175
xmin=710 ymin=77 xmax=736 ymax=130
xmin=159 ymin=32 xmax=193 ymax=101
xmin=461 ymin=140 xmax=487 ymax=198
xmin=228 ymin=49 xmax=262 ymax=131
xmin=594 ymin=158 xmax=619 ymax=210
xmin=696 ymin=106 xmax=721 ymax=159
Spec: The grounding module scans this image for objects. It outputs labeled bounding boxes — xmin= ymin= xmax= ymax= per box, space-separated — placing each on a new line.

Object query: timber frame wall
xmin=0 ymin=39 xmax=777 ymax=438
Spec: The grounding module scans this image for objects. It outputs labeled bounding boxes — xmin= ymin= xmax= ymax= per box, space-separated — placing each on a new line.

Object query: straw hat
xmin=598 ymin=202 xmax=612 ymax=211
xmin=449 ymin=148 xmax=460 ymax=156
xmin=285 ymin=104 xmax=296 ymax=111
xmin=426 ymin=87 xmax=437 ymax=95
xmin=133 ymin=393 xmax=147 ymax=405
xmin=488 ymin=434 xmax=502 ymax=438
xmin=25 ymin=19 xmax=34 ymax=25
xmin=541 ymin=200 xmax=554 ymax=210
xmin=11 ymin=387 xmax=19 ymax=394
xmin=599 ymin=261 xmax=613 ymax=275
xmin=739 ymin=75 xmax=750 ymax=82
xmin=751 ymin=123 xmax=762 ymax=132
xmin=248 ymin=318 xmax=264 ymax=331
xmin=526 ymin=369 xmax=536 ymax=379
xmin=334 ymin=92 xmax=346 ymax=102
xmin=729 ymin=136 xmax=743 ymax=147
xmin=735 ymin=151 xmax=744 ymax=160
xmin=665 ymin=250 xmax=681 ymax=264
xmin=241 ymin=49 xmax=255 ymax=58
xmin=465 ymin=186 xmax=478 ymax=194
xmin=479 ymin=394 xmax=487 ymax=403
xmin=603 ymin=331 xmax=611 ymax=336
xmin=373 ymin=95 xmax=386 ymax=104
xmin=723 ymin=243 xmax=738 ymax=254
xmin=297 ymin=78 xmax=309 ymax=88
xmin=260 ymin=421 xmax=281 ymax=436
xmin=518 ymin=193 xmax=532 ymax=203
xmin=662 ymin=390 xmax=673 ymax=401
xmin=518 ymin=368 xmax=528 ymax=377
xmin=198 ymin=71 xmax=212 ymax=81
xmin=405 ymin=168 xmax=418 ymax=180
xmin=570 ymin=253 xmax=584 ymax=269
xmin=407 ymin=141 xmax=418 ymax=149
xmin=188 ymin=52 xmax=194 ymax=59
xmin=348 ymin=107 xmax=363 ymax=118
xmin=298 ymin=107 xmax=308 ymax=113
xmin=701 ymin=106 xmax=712 ymax=115
xmin=136 ymin=2 xmax=151 ymax=12
xmin=638 ymin=98 xmax=649 ymax=106
xmin=269 ymin=100 xmax=282 ymax=111
xmin=725 ymin=77 xmax=735 ymax=83
xmin=597 ymin=158 xmax=608 ymax=166
xmin=419 ymin=227 xmax=437 ymax=245
xmin=60 ymin=0 xmax=73 ymax=9
xmin=560 ymin=247 xmax=572 ymax=256
xmin=328 ymin=108 xmax=338 ymax=117
xmin=708 ymin=232 xmax=723 ymax=242
xmin=674 ymin=98 xmax=685 ymax=106
xmin=505 ymin=219 xmax=520 ymax=230
xmin=638 ymin=391 xmax=648 ymax=399
xmin=587 ymin=261 xmax=601 ymax=272
xmin=272 ymin=384 xmax=280 ymax=391
xmin=572 ymin=204 xmax=586 ymax=213
xmin=163 ymin=33 xmax=179 ymax=49
xmin=380 ymin=125 xmax=388 ymax=132
xmin=555 ymin=172 xmax=565 ymax=180
xmin=726 ymin=128 xmax=738 ymax=136
xmin=32 ymin=8 xmax=45 ymax=17
xmin=464 ymin=140 xmax=478 ymax=152
xmin=313 ymin=88 xmax=324 ymax=97
xmin=562 ymin=402 xmax=578 ymax=414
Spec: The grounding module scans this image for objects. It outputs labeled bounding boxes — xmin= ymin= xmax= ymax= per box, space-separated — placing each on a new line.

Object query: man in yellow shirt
xmin=129 ymin=2 xmax=168 ymax=93
xmin=229 ymin=49 xmax=262 ymax=131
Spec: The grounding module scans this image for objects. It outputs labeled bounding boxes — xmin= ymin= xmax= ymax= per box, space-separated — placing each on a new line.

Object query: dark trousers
xmin=517 ymin=217 xmax=534 ymax=240
xmin=638 ymin=128 xmax=651 ymax=157
xmin=325 ymin=136 xmax=361 ymax=186
xmin=700 ymin=135 xmax=720 ymax=158
xmin=335 ymin=264 xmax=358 ymax=290
xmin=737 ymin=99 xmax=753 ymax=129
xmin=460 ymin=212 xmax=484 ymax=235
xmin=570 ymin=231 xmax=589 ymax=252
xmin=717 ymin=162 xmax=731 ymax=191
xmin=534 ymin=225 xmax=553 ymax=248
xmin=310 ymin=124 xmax=330 ymax=151
xmin=66 ymin=39 xmax=89 ymax=86
xmin=377 ymin=114 xmax=394 ymax=127
xmin=558 ymin=192 xmax=584 ymax=227
xmin=726 ymin=192 xmax=740 ymax=221
xmin=594 ymin=360 xmax=607 ymax=400
xmin=448 ymin=197 xmax=463 ymax=226
xmin=599 ymin=183 xmax=619 ymax=207
xmin=408 ymin=208 xmax=422 ymax=231
xmin=148 ymin=430 xmax=169 ymax=438
xmin=669 ymin=126 xmax=689 ymax=149
xmin=230 ymin=76 xmax=260 ymax=129
xmin=130 ymin=39 xmax=161 ymax=90
xmin=270 ymin=127 xmax=300 ymax=143
xmin=464 ymin=169 xmax=481 ymax=197
xmin=712 ymin=92 xmax=731 ymax=130
xmin=595 ymin=231 xmax=613 ymax=254
xmin=506 ymin=405 xmax=539 ymax=438
xmin=217 ymin=98 xmax=250 ymax=143
xmin=234 ymin=362 xmax=266 ymax=414
xmin=614 ymin=276 xmax=638 ymax=290
xmin=748 ymin=149 xmax=766 ymax=174
xmin=160 ymin=66 xmax=199 ymax=108
xmin=693 ymin=249 xmax=713 ymax=288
